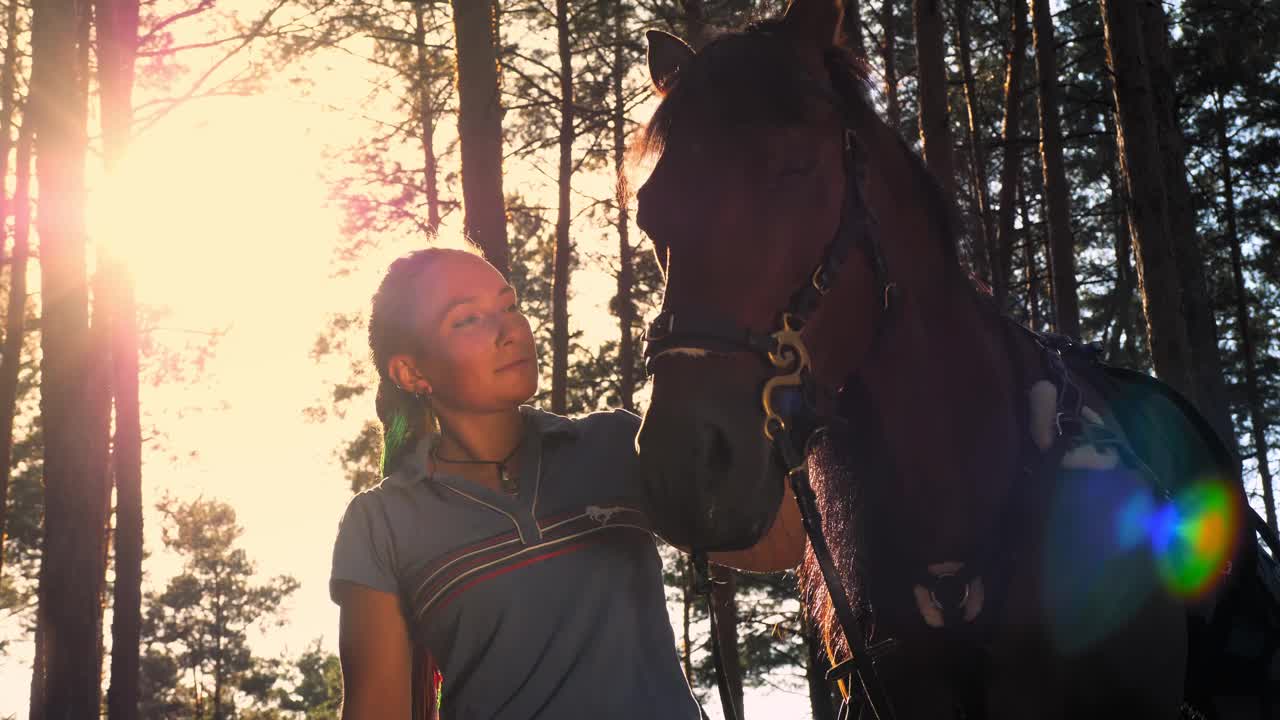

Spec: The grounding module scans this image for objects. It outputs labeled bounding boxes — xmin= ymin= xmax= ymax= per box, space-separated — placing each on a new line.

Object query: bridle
xmin=642 ymin=76 xmax=901 ymax=720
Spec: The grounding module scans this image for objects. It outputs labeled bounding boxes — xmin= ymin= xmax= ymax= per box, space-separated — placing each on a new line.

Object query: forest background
xmin=0 ymin=0 xmax=1276 ymax=718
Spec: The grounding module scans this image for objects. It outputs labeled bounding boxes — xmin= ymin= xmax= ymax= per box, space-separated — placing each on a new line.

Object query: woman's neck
xmin=435 ymin=405 xmax=524 ymax=461
xmin=431 ymin=405 xmax=526 ymax=491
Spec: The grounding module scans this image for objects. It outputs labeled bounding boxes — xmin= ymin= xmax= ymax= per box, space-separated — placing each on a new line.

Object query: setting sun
xmin=86 ymin=94 xmax=339 ymax=326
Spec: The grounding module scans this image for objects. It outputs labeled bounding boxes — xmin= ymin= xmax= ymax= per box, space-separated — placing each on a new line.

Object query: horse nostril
xmin=701 ymin=423 xmax=733 ymax=475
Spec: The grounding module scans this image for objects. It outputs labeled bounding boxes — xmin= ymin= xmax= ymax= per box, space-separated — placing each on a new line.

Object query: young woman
xmin=330 ymin=245 xmax=804 ymax=719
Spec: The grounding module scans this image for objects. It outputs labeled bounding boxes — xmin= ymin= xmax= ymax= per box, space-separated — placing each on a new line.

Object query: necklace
xmin=431 ymin=436 xmax=524 ymax=494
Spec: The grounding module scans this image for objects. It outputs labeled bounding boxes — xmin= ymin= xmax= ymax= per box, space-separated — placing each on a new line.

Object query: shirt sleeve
xmin=329 ymin=490 xmax=400 ymax=603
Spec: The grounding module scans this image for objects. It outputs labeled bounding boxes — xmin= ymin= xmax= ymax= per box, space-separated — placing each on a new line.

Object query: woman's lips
xmin=496 ymin=357 xmax=531 ymax=373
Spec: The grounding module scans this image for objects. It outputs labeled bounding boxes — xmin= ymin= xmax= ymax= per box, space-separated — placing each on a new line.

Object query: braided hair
xmin=369 ymin=245 xmax=481 ymax=477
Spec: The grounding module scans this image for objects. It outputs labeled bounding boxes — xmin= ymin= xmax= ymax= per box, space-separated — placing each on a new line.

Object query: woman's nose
xmin=494 ymin=311 xmax=518 ymax=345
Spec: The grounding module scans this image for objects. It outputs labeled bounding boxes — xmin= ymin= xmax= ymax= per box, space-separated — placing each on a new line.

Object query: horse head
xmin=633 ymin=0 xmax=944 ymax=552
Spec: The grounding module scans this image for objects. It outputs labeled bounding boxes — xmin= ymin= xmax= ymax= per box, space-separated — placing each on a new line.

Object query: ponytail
xmin=375 ymin=376 xmax=440 ymax=477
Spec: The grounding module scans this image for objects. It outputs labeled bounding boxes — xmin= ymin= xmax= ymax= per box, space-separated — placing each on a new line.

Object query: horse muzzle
xmin=635 ymin=361 xmax=784 ymax=551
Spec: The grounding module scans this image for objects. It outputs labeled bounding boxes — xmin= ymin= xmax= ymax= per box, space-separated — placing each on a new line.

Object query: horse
xmin=630 ymin=1 xmax=1268 ymax=718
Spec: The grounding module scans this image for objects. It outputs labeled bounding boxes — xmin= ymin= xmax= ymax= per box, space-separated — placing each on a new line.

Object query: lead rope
xmin=692 ymin=551 xmax=741 ymax=720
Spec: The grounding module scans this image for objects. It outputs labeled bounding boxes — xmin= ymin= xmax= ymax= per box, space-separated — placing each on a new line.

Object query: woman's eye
xmin=506 ymin=303 xmax=519 ymax=312
xmin=452 ymin=314 xmax=479 ymax=328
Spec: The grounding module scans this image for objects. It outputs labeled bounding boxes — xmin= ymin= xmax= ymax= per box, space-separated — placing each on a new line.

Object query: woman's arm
xmin=708 ymin=483 xmax=806 ymax=573
xmin=335 ymin=581 xmax=413 ymax=720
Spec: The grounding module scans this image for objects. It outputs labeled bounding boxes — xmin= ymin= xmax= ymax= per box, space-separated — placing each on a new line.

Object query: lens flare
xmin=1110 ymin=477 xmax=1239 ymax=599
xmin=1151 ymin=480 xmax=1239 ymax=599
xmin=1044 ymin=469 xmax=1242 ymax=654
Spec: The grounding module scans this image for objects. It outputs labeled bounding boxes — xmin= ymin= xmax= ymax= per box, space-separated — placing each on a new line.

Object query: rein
xmin=644 ymin=101 xmax=900 ymax=719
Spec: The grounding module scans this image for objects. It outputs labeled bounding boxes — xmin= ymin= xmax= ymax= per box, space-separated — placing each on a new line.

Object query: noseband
xmin=642 ymin=95 xmax=901 ymax=719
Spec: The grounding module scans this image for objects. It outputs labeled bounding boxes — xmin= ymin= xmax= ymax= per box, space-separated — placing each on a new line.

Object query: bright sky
xmin=0 ymin=5 xmax=814 ymax=717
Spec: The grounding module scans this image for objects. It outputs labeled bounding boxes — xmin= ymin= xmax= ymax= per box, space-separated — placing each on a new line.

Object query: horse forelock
xmin=637 ymin=21 xmax=977 ymax=290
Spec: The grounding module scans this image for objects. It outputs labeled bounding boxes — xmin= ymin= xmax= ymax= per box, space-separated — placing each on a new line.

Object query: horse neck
xmin=811 ymin=119 xmax=1031 ymax=555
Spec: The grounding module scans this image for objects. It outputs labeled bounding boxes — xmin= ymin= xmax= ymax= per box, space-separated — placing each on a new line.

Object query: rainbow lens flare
xmin=1043 ymin=470 xmax=1242 ymax=654
xmin=1148 ymin=480 xmax=1240 ymax=599
xmin=1113 ymin=477 xmax=1240 ymax=599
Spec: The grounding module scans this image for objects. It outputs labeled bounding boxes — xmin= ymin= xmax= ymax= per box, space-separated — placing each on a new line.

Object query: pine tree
xmin=913 ymin=0 xmax=955 ymax=202
xmin=1030 ymin=0 xmax=1079 ymax=338
xmin=992 ymin=0 xmax=1028 ymax=311
xmin=0 ymin=0 xmax=28 ymax=584
xmin=453 ymin=0 xmax=509 ymax=274
xmin=95 ymin=0 xmax=145 ymax=714
xmin=29 ymin=0 xmax=113 ymax=708
xmin=1099 ymin=0 xmax=1195 ymax=399
xmin=141 ymin=497 xmax=300 ymax=719
xmin=1137 ymin=0 xmax=1234 ymax=450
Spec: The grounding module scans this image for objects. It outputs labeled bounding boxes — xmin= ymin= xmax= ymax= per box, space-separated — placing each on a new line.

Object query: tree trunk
xmin=682 ymin=558 xmax=693 ymax=683
xmin=842 ymin=0 xmax=864 ymax=56
xmin=106 ymin=263 xmax=142 ymax=720
xmin=213 ymin=586 xmax=224 ymax=720
xmin=414 ymin=1 xmax=441 ymax=233
xmin=0 ymin=0 xmax=25 ymax=581
xmin=1138 ymin=0 xmax=1235 ymax=450
xmin=801 ymin=613 xmax=838 ymax=720
xmin=993 ymin=0 xmax=1027 ymax=312
xmin=95 ymin=0 xmax=143 ymax=711
xmin=1104 ymin=109 xmax=1136 ymax=366
xmin=19 ymin=125 xmax=38 ymax=720
xmin=1099 ymin=0 xmax=1194 ymax=396
xmin=1030 ymin=0 xmax=1079 ymax=338
xmin=955 ymin=0 xmax=992 ymax=285
xmin=550 ymin=0 xmax=573 ymax=415
xmin=1217 ymin=93 xmax=1274 ymax=532
xmin=881 ymin=0 xmax=899 ymax=129
xmin=1018 ymin=181 xmax=1040 ymax=331
xmin=451 ymin=0 xmax=507 ymax=276
xmin=709 ymin=564 xmax=743 ymax=718
xmin=913 ymin=0 xmax=955 ymax=202
xmin=29 ymin=602 xmax=46 ymax=720
xmin=612 ymin=2 xmax=635 ymax=413
xmin=30 ymin=0 xmax=111 ymax=710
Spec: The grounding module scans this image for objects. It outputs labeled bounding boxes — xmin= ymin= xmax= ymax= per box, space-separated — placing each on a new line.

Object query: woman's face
xmin=405 ymin=251 xmax=539 ymax=414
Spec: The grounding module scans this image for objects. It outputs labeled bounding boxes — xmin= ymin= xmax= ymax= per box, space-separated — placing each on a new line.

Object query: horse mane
xmin=639 ymin=19 xmax=971 ymax=279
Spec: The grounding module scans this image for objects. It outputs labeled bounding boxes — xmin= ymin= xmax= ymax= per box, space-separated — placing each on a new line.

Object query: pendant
xmin=499 ymin=465 xmax=519 ymax=495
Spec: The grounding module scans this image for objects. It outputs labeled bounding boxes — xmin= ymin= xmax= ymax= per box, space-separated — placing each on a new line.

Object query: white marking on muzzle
xmin=651 ymin=346 xmax=715 ymax=361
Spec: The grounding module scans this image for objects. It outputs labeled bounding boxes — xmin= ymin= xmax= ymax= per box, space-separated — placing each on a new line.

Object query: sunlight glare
xmin=86 ymin=95 xmax=339 ymax=327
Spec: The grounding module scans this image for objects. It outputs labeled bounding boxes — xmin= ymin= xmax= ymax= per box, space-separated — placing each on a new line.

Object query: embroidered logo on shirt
xmin=585 ymin=505 xmax=627 ymax=525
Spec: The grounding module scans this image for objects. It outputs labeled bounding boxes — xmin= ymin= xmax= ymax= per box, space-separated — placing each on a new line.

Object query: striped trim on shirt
xmin=411 ymin=505 xmax=650 ymax=621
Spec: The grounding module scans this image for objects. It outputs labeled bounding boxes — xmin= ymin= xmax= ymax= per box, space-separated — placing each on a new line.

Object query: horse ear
xmin=646 ymin=29 xmax=694 ymax=95
xmin=782 ymin=0 xmax=844 ymax=48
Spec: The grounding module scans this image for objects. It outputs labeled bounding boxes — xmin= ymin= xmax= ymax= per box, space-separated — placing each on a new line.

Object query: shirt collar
xmin=384 ymin=405 xmax=578 ymax=488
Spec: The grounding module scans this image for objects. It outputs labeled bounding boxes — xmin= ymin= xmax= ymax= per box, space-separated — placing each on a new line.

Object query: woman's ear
xmin=388 ymin=354 xmax=432 ymax=396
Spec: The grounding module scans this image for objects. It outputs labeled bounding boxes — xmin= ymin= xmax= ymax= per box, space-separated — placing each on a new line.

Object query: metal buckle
xmin=928 ymin=573 xmax=970 ymax=611
xmin=645 ymin=311 xmax=673 ymax=343
xmin=762 ymin=313 xmax=811 ymax=441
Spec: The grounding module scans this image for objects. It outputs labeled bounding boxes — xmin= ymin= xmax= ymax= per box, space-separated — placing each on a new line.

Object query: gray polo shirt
xmin=330 ymin=406 xmax=700 ymax=720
